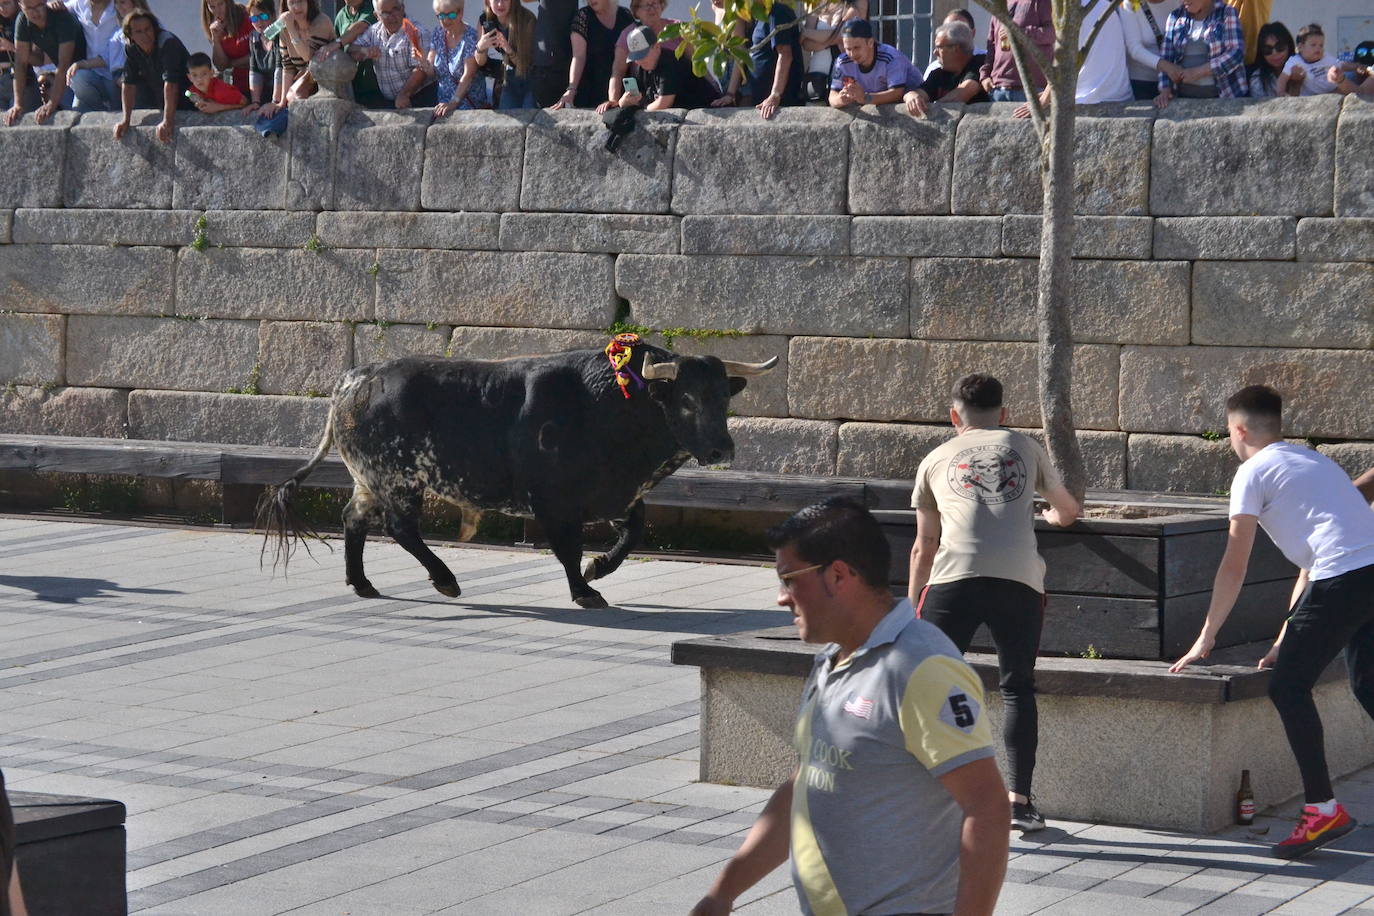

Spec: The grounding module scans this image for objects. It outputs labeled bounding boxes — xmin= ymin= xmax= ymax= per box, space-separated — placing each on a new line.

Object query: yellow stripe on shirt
xmin=792 ymin=692 xmax=849 ymax=916
xmin=897 ymin=654 xmax=995 ymax=771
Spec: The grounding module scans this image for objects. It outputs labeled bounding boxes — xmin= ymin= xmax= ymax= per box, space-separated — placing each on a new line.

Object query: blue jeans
xmin=70 ymin=68 xmax=119 ymax=112
xmin=990 ymin=87 xmax=1027 ymax=102
xmin=498 ymin=72 xmax=535 ymax=109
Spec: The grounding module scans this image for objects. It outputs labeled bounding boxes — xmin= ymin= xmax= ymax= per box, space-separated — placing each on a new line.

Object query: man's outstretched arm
xmin=690 ymin=773 xmax=795 ymax=915
xmin=1171 ymin=514 xmax=1258 ymax=671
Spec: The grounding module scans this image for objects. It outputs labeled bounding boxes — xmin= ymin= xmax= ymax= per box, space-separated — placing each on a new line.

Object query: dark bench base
xmin=12 ymin=791 xmax=127 ymax=916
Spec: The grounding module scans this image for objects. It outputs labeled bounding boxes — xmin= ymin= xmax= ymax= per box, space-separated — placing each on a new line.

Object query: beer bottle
xmin=1236 ymin=769 xmax=1255 ymax=825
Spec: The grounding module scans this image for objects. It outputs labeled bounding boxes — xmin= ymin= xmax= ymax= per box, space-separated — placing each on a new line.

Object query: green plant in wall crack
xmin=225 ymin=363 xmax=263 ymax=395
xmin=1079 ymin=644 xmax=1103 ymax=660
xmin=190 ymin=215 xmax=210 ymax=252
xmin=367 ymin=261 xmax=381 ymax=277
xmin=1200 ymin=430 xmax=1223 ymax=442
xmin=303 ymin=233 xmax=326 ymax=253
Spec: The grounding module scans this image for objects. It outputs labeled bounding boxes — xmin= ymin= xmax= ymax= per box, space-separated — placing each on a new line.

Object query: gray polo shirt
xmin=791 ymin=600 xmax=995 ymax=915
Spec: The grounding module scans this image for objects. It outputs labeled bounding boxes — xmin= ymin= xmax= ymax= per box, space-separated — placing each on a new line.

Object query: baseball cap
xmin=840 ymin=18 xmax=873 ymax=39
xmin=626 ymin=24 xmax=657 ymax=61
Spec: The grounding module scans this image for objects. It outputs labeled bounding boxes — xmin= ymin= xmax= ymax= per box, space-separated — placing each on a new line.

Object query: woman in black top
xmin=550 ymin=0 xmax=630 ymax=108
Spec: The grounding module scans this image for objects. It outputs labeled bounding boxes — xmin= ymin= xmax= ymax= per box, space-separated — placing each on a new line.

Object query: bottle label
xmin=1238 ymin=799 xmax=1255 ymax=820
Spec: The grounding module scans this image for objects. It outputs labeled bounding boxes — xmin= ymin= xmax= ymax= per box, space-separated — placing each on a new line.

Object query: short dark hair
xmin=1296 ymin=23 xmax=1323 ymax=45
xmin=766 ymin=497 xmax=891 ymax=591
xmin=948 ymin=8 xmax=974 ymax=29
xmin=951 ymin=373 xmax=1003 ymax=411
xmin=840 ymin=18 xmax=873 ymax=40
xmin=187 ymin=51 xmax=213 ymax=70
xmin=1225 ymin=385 xmax=1282 ymax=435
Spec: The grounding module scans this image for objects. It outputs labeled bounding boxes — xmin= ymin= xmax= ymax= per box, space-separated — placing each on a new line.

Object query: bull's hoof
xmin=433 ymin=580 xmax=461 ymax=598
xmin=574 ymin=593 xmax=609 ymax=609
xmin=351 ymin=581 xmax=380 ymax=599
xmin=582 ymin=556 xmax=605 ymax=582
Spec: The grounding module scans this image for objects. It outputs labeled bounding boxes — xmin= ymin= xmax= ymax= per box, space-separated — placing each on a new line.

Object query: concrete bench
xmin=11 ymin=790 xmax=126 ymax=916
xmin=673 ymin=629 xmax=1374 ymax=833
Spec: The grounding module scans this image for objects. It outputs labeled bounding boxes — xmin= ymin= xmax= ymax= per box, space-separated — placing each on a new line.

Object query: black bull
xmin=259 ymin=343 xmax=777 ymax=608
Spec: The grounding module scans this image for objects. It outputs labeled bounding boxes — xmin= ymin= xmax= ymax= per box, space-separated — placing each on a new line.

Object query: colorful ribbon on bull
xmin=605 ymin=332 xmax=644 ymax=399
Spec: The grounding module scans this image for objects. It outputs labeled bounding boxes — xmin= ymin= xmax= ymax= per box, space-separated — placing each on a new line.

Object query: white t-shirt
xmin=1284 ymin=53 xmax=1338 ymax=95
xmin=1229 ymin=442 xmax=1374 ymax=581
xmin=1076 ymin=1 xmax=1133 ymax=104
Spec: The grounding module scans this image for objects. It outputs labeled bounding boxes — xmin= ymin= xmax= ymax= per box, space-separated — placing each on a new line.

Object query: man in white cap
xmin=617 ymin=23 xmax=720 ymax=110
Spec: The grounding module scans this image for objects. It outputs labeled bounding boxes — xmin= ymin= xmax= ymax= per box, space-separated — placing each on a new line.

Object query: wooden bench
xmin=0 ymin=433 xmax=912 ymax=522
xmin=673 ymin=629 xmax=1374 ymax=833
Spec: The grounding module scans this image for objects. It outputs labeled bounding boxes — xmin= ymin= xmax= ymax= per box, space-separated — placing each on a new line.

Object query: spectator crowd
xmin=0 ymin=0 xmax=1369 ymax=141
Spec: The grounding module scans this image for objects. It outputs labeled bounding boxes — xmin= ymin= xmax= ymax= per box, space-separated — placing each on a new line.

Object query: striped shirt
xmin=1157 ymin=1 xmax=1246 ymax=97
xmin=791 ymin=600 xmax=995 ymax=916
xmin=830 ymin=42 xmax=914 ymax=94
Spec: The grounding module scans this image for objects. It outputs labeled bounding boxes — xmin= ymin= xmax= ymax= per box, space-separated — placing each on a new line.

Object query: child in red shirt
xmin=186 ymin=51 xmax=248 ymax=113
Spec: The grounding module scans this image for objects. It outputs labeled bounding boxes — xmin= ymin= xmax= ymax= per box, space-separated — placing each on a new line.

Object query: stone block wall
xmin=2 ymin=96 xmax=1372 ymax=494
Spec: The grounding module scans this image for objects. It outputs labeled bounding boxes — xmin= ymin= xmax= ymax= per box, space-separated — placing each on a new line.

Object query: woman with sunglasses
xmin=429 ymin=0 xmax=487 ymax=116
xmin=1245 ymin=21 xmax=1295 ymax=98
xmin=203 ymin=0 xmax=253 ymax=94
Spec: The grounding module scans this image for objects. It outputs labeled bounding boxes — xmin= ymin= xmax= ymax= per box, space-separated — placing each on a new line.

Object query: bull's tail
xmin=257 ymin=411 xmax=337 ymax=571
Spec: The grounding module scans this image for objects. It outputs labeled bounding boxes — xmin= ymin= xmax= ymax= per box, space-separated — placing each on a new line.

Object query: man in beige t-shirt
xmin=908 ymin=373 xmax=1079 ymax=832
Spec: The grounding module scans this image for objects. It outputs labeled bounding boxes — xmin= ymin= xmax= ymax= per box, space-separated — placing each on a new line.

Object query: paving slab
xmin=4 ymin=518 xmax=1374 ymax=914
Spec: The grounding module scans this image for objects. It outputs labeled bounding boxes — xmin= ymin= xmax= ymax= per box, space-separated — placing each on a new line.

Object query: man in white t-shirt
xmin=1172 ymin=385 xmax=1374 ymax=860
xmin=909 ymin=373 xmax=1080 ymax=832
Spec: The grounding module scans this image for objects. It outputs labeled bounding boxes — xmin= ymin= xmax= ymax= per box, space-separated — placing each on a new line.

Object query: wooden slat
xmin=0 ymin=436 xmax=223 ymax=480
xmin=646 ymin=468 xmax=868 ymax=510
xmin=220 ymin=453 xmax=353 ymax=488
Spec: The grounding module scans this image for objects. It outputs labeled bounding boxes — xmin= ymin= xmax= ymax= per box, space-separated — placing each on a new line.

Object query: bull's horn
xmin=721 ymin=356 xmax=779 ymax=377
xmin=641 ymin=354 xmax=678 ymax=381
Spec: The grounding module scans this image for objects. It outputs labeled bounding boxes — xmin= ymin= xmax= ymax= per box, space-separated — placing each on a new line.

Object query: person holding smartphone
xmin=473 ymin=0 xmax=534 ymax=108
xmin=615 ymin=23 xmax=718 ymax=110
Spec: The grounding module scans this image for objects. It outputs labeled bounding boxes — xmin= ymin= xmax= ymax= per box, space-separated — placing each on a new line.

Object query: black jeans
xmin=918 ymin=576 xmax=1043 ymax=797
xmin=1268 ymin=562 xmax=1374 ymax=803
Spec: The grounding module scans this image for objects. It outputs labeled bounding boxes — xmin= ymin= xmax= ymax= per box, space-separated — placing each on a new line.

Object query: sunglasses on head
xmin=437 ymin=9 xmax=460 ymax=17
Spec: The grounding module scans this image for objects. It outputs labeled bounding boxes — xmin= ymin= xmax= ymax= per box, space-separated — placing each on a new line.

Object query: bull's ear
xmin=648 ymin=380 xmax=673 ymax=402
xmin=729 ymin=378 xmax=747 ymax=396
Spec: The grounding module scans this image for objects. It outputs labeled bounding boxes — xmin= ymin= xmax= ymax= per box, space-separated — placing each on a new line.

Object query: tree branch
xmin=971 ymin=0 xmax=1055 ymax=87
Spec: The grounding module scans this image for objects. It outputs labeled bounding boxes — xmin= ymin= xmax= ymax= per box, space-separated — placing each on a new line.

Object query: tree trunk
xmin=1035 ymin=20 xmax=1088 ymax=500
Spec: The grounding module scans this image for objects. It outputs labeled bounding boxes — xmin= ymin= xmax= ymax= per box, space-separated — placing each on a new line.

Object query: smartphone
xmin=622 ymin=76 xmax=639 ymax=95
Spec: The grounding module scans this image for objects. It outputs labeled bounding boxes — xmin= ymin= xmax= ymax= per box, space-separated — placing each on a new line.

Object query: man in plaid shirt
xmin=1155 ymin=0 xmax=1245 ymax=107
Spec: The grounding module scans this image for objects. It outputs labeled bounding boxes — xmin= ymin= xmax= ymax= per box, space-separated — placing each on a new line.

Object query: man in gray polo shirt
xmin=692 ymin=498 xmax=1009 ymax=916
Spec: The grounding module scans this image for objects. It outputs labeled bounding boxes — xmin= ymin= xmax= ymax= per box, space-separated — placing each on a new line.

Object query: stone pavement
xmin=2 ymin=516 xmax=1374 ymax=915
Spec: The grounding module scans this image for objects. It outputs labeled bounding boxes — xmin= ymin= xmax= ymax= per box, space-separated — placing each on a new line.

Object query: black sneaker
xmin=1012 ymin=798 xmax=1046 ymax=832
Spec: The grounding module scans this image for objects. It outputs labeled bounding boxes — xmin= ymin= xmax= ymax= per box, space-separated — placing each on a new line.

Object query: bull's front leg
xmin=539 ymin=515 xmax=607 ymax=609
xmin=583 ymin=500 xmax=646 ymax=583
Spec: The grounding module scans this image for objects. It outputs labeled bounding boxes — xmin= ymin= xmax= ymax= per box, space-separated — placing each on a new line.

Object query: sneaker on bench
xmin=1273 ymin=804 xmax=1356 ymax=860
xmin=1012 ymin=797 xmax=1046 ymax=832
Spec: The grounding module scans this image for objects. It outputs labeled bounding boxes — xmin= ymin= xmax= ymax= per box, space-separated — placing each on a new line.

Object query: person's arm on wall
xmin=756 ymin=41 xmax=791 ymax=118
xmin=112 ymin=78 xmax=135 ymax=137
xmin=908 ymin=507 xmax=940 ymax=605
xmin=157 ymin=76 xmax=177 ymax=143
xmin=1040 ymin=482 xmax=1080 ymax=528
xmin=688 ymin=773 xmax=795 ymax=916
xmin=938 ymin=756 xmax=1009 ymax=916
xmin=1170 ymin=514 xmax=1258 ymax=671
xmin=551 ymin=30 xmax=586 ymax=108
xmin=597 ymin=43 xmax=628 ymax=112
xmin=4 ymin=40 xmax=31 ymax=124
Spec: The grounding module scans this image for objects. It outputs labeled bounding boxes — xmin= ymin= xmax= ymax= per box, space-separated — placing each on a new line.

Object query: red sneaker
xmin=1272 ymin=804 xmax=1357 ymax=859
